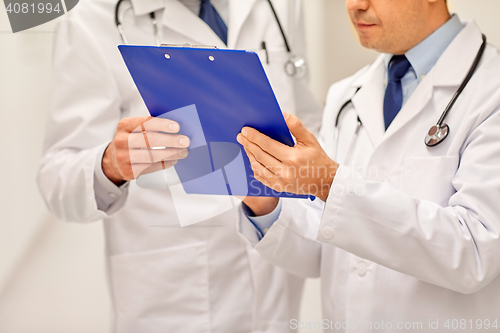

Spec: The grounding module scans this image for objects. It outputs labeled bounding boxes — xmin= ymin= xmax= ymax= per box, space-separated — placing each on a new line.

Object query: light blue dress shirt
xmin=244 ymin=199 xmax=283 ymax=238
xmin=246 ymin=15 xmax=465 ymax=239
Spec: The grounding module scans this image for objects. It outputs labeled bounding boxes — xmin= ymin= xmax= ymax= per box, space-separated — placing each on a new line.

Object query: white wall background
xmin=1 ymin=1 xmax=499 ymax=332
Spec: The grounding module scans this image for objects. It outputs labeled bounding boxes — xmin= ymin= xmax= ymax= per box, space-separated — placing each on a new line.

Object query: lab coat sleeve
xmin=320 ymin=105 xmax=500 ymax=294
xmin=93 ymin=143 xmax=130 ymax=211
xmin=253 ymin=198 xmax=323 ymax=279
xmin=289 ymin=0 xmax=323 ymax=134
xmin=37 ymin=15 xmax=127 ymax=222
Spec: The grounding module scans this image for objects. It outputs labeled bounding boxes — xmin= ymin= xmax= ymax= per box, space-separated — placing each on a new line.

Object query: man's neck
xmin=400 ymin=10 xmax=451 ymax=54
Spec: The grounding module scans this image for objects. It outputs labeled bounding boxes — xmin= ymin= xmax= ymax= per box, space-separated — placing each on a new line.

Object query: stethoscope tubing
xmin=437 ymin=34 xmax=487 ymax=127
xmin=265 ymin=0 xmax=291 ymax=54
xmin=114 ymin=0 xmax=306 ymax=77
xmin=115 ymin=0 xmax=159 ymax=46
xmin=335 ymin=33 xmax=487 ymax=160
xmin=334 ymin=87 xmax=361 ymax=163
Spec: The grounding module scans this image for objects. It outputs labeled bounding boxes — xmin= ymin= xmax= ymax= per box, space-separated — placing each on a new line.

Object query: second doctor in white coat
xmin=37 ymin=0 xmax=322 ymax=332
xmin=238 ymin=0 xmax=500 ymax=331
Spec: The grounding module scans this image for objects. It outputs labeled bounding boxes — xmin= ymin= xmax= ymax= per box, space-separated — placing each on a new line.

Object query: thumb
xmin=283 ymin=112 xmax=316 ymax=146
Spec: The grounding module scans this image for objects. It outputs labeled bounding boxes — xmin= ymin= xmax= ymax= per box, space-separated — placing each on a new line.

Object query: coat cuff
xmin=93 ymin=142 xmax=129 ymax=215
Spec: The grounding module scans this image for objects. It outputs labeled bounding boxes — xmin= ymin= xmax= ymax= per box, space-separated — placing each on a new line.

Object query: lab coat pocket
xmin=109 ymin=242 xmax=209 ymax=333
xmin=400 ymin=156 xmax=459 ymax=206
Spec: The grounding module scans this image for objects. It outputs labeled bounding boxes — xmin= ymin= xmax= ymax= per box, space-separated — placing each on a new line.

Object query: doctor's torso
xmin=317 ymin=21 xmax=500 ymax=332
xmin=48 ymin=0 xmax=317 ymax=331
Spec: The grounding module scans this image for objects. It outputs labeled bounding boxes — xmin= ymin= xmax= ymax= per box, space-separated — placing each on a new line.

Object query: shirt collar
xmin=384 ymin=14 xmax=465 ymax=81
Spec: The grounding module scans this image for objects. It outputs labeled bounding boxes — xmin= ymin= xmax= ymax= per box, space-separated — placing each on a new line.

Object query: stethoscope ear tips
xmin=425 ymin=123 xmax=449 ymax=147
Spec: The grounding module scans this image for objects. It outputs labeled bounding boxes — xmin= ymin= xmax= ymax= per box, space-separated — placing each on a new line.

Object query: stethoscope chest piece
xmin=425 ymin=124 xmax=449 ymax=147
xmin=284 ymin=55 xmax=307 ymax=78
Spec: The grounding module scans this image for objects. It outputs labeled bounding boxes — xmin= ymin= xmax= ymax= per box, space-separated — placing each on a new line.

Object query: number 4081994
xmin=6 ymin=2 xmax=61 ymax=14
xmin=444 ymin=319 xmax=499 ymax=330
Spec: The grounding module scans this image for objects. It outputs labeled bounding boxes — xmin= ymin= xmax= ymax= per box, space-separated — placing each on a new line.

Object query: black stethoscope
xmin=114 ymin=0 xmax=307 ymax=78
xmin=334 ymin=34 xmax=487 ymax=163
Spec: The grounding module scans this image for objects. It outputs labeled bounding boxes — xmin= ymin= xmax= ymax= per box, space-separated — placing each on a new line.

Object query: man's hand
xmin=102 ymin=117 xmax=190 ymax=185
xmin=237 ymin=113 xmax=338 ymax=202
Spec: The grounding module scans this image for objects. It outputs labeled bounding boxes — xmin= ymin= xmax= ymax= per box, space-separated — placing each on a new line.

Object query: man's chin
xmin=358 ymin=37 xmax=377 ymax=50
xmin=356 ymin=36 xmax=388 ymax=53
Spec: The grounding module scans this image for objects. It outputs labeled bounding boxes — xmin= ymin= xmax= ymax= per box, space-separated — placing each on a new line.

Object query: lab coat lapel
xmin=381 ymin=80 xmax=434 ymax=141
xmin=227 ymin=0 xmax=258 ymax=48
xmin=350 ymin=56 xmax=386 ymax=148
xmin=162 ymin=0 xmax=227 ymax=48
xmin=130 ymin=0 xmax=164 ymax=15
xmin=380 ymin=21 xmax=484 ymax=144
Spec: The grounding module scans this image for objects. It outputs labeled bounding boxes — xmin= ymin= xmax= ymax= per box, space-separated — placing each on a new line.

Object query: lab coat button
xmin=320 ymin=227 xmax=335 ymax=240
xmin=109 ymin=193 xmax=117 ymax=199
xmin=358 ymin=262 xmax=368 ymax=277
xmin=263 ymin=227 xmax=270 ymax=234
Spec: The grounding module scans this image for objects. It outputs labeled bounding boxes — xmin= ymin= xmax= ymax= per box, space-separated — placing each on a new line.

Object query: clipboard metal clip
xmin=160 ymin=43 xmax=219 ymax=49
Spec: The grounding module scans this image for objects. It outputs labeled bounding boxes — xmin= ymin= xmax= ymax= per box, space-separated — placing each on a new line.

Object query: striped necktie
xmin=383 ymin=55 xmax=412 ymax=130
xmin=199 ymin=0 xmax=228 ymax=45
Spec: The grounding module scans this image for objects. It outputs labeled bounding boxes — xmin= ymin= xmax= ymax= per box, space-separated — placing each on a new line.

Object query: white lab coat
xmin=37 ymin=0 xmax=322 ymax=332
xmin=254 ymin=21 xmax=500 ymax=332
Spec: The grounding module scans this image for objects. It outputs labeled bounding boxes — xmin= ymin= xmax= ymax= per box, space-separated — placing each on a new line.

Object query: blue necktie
xmin=199 ymin=0 xmax=228 ymax=45
xmin=383 ymin=55 xmax=411 ymax=130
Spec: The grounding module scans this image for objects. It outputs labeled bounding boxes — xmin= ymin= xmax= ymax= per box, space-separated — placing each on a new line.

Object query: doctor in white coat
xmin=238 ymin=0 xmax=500 ymax=331
xmin=37 ymin=0 xmax=322 ymax=332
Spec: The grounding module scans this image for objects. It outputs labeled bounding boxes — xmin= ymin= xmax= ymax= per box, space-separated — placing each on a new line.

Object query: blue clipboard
xmin=119 ymin=45 xmax=309 ymax=199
